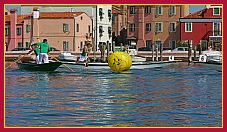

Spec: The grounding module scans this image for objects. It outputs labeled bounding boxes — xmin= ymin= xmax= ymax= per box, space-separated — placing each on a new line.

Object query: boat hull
xmin=60 ymin=61 xmax=176 ymax=70
xmin=17 ymin=62 xmax=62 ymax=71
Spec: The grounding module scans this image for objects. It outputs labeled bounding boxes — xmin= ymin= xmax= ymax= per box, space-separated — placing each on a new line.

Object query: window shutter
xmin=155 ymin=6 xmax=158 ymax=15
xmin=169 ymin=6 xmax=171 ymax=15
xmin=214 ymin=8 xmax=219 ymax=14
xmin=155 ymin=23 xmax=158 ymax=32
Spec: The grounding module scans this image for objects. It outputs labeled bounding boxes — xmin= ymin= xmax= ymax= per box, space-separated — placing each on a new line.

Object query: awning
xmin=131 ymin=42 xmax=136 ymax=45
xmin=127 ymin=36 xmax=137 ymax=40
xmin=209 ymin=36 xmax=222 ymax=42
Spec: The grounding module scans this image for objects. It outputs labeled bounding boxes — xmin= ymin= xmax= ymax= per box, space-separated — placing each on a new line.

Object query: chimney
xmin=33 ymin=7 xmax=40 ymax=19
xmin=8 ymin=9 xmax=18 ymax=50
xmin=10 ymin=9 xmax=17 ymax=13
xmin=32 ymin=7 xmax=40 ymax=42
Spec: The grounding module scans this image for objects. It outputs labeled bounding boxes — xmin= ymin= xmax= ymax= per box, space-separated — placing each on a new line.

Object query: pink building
xmin=5 ymin=8 xmax=92 ymax=52
xmin=180 ymin=5 xmax=222 ymax=50
xmin=5 ymin=9 xmax=24 ymax=51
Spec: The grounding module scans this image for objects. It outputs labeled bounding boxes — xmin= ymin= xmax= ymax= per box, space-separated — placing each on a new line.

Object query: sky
xmin=5 ymin=5 xmax=21 ymax=13
xmin=5 ymin=5 xmax=206 ymax=14
xmin=189 ymin=5 xmax=206 ymax=13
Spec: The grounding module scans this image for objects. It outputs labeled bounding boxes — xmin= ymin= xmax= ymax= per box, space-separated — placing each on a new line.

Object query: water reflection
xmin=5 ymin=63 xmax=222 ymax=127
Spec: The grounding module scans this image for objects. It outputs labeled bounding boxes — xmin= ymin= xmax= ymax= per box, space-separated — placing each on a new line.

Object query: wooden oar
xmin=5 ymin=49 xmax=34 ymax=69
xmin=49 ymin=54 xmax=75 ymax=72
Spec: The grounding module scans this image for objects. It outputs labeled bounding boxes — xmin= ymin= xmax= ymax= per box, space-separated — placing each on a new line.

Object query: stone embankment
xmin=5 ymin=51 xmax=200 ymax=62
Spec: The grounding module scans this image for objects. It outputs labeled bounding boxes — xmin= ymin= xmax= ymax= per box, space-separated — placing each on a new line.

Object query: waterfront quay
xmin=5 ymin=51 xmax=200 ymax=62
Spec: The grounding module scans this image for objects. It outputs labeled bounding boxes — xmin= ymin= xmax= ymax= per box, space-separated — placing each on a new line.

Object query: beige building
xmin=23 ymin=8 xmax=92 ymax=52
xmin=127 ymin=5 xmax=189 ymax=50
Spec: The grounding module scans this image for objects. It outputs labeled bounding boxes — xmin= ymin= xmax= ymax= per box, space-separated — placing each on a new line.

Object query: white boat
xmin=131 ymin=56 xmax=146 ymax=62
xmin=60 ymin=61 xmax=176 ymax=70
xmin=58 ymin=50 xmax=176 ymax=70
xmin=58 ymin=52 xmax=77 ymax=61
xmin=59 ymin=51 xmax=147 ymax=62
xmin=195 ymin=50 xmax=222 ymax=72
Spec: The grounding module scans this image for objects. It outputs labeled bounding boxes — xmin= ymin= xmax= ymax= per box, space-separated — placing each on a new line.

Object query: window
xmin=63 ymin=23 xmax=69 ymax=32
xmin=26 ymin=42 xmax=30 ymax=48
xmin=108 ymin=10 xmax=111 ymax=21
xmin=155 ymin=6 xmax=163 ymax=16
xmin=213 ymin=8 xmax=220 ymax=15
xmin=81 ymin=17 xmax=83 ymax=20
xmin=155 ymin=22 xmax=163 ymax=32
xmin=129 ymin=23 xmax=136 ymax=32
xmin=130 ymin=6 xmax=136 ymax=14
xmin=155 ymin=41 xmax=161 ymax=50
xmin=63 ymin=41 xmax=69 ymax=51
xmin=5 ymin=27 xmax=9 ymax=36
xmin=145 ymin=6 xmax=151 ymax=14
xmin=108 ymin=9 xmax=111 ymax=18
xmin=146 ymin=23 xmax=151 ymax=32
xmin=213 ymin=22 xmax=221 ymax=36
xmin=146 ymin=40 xmax=152 ymax=49
xmin=169 ymin=22 xmax=176 ymax=32
xmin=99 ymin=8 xmax=103 ymax=19
xmin=169 ymin=40 xmax=176 ymax=49
xmin=17 ymin=27 xmax=22 ymax=35
xmin=26 ymin=24 xmax=31 ymax=32
xmin=80 ymin=42 xmax=83 ymax=51
xmin=99 ymin=26 xmax=103 ymax=36
xmin=88 ymin=25 xmax=91 ymax=33
xmin=185 ymin=23 xmax=192 ymax=32
xmin=169 ymin=6 xmax=176 ymax=16
xmin=18 ymin=42 xmax=23 ymax=48
xmin=76 ymin=24 xmax=79 ymax=32
xmin=108 ymin=27 xmax=111 ymax=35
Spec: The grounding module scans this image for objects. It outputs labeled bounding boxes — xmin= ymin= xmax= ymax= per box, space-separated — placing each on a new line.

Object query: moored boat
xmin=58 ymin=52 xmax=77 ymax=61
xmin=17 ymin=62 xmax=62 ymax=71
xmin=194 ymin=50 xmax=222 ymax=72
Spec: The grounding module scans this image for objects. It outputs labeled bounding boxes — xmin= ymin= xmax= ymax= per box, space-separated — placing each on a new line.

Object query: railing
xmin=202 ymin=30 xmax=222 ymax=40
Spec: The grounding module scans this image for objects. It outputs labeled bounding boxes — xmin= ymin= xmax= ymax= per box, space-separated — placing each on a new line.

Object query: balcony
xmin=202 ymin=30 xmax=222 ymax=41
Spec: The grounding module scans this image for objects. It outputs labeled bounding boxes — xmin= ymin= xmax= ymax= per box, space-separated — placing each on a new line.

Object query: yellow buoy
xmin=108 ymin=51 xmax=132 ymax=72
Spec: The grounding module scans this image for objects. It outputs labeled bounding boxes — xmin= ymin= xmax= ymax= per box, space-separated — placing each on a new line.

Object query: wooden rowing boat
xmin=17 ymin=62 xmax=62 ymax=71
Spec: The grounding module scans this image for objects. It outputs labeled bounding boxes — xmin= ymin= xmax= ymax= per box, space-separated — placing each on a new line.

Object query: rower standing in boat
xmin=38 ymin=39 xmax=50 ymax=64
xmin=30 ymin=43 xmax=41 ymax=64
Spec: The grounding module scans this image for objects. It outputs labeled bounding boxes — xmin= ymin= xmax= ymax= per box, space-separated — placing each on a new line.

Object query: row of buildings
xmin=5 ymin=5 xmax=222 ymax=52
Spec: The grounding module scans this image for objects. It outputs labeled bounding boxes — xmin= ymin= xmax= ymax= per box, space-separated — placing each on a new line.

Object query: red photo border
xmin=1 ymin=0 xmax=225 ymax=132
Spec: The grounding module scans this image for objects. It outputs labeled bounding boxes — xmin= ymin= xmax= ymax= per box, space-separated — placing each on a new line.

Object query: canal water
xmin=5 ymin=62 xmax=222 ymax=127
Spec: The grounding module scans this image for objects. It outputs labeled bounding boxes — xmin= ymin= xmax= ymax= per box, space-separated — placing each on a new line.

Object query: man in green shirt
xmin=38 ymin=39 xmax=50 ymax=64
xmin=30 ymin=42 xmax=41 ymax=64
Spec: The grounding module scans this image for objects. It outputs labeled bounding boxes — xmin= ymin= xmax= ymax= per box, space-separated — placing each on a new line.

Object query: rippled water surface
xmin=5 ymin=62 xmax=222 ymax=127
